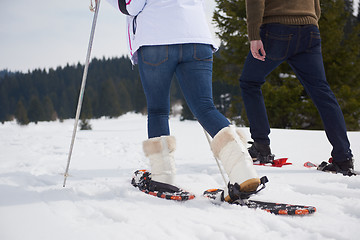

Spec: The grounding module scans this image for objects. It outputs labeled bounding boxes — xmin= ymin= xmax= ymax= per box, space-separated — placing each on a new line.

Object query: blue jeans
xmin=240 ymin=24 xmax=353 ymax=162
xmin=138 ymin=43 xmax=230 ymax=138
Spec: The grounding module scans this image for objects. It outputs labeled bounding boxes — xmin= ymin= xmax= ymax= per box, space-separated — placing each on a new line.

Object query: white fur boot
xmin=143 ymin=136 xmax=176 ymax=185
xmin=211 ymin=126 xmax=260 ymax=199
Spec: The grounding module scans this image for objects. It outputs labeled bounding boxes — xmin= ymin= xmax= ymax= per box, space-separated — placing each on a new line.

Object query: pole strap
xmin=89 ymin=0 xmax=96 ymax=12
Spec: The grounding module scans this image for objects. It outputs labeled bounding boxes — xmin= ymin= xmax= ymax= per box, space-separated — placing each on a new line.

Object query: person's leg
xmin=240 ymin=23 xmax=301 ymax=162
xmin=239 ymin=55 xmax=283 ymax=145
xmin=211 ymin=126 xmax=261 ymax=202
xmin=239 ymin=24 xmax=292 ymax=145
xmin=138 ymin=45 xmax=194 ymax=190
xmin=173 ymin=44 xmax=260 ymax=198
xmin=239 ymin=53 xmax=283 ymax=163
xmin=287 ymin=25 xmax=353 ymax=163
xmin=175 ymin=43 xmax=230 ymax=137
xmin=138 ymin=45 xmax=177 ymax=138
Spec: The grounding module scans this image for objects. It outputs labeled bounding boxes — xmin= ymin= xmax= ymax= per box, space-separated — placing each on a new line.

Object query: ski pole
xmin=202 ymin=129 xmax=228 ymax=186
xmin=63 ymin=0 xmax=101 ymax=187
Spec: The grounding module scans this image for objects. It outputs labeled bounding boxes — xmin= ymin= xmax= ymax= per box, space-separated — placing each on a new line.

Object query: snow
xmin=0 ymin=113 xmax=359 ymax=240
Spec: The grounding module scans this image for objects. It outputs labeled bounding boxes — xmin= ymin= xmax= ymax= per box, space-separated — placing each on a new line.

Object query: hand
xmin=90 ymin=0 xmax=98 ymax=12
xmin=250 ymin=40 xmax=266 ymax=61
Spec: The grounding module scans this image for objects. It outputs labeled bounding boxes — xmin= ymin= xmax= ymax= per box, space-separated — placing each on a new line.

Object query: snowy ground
xmin=0 ymin=113 xmax=359 ymax=240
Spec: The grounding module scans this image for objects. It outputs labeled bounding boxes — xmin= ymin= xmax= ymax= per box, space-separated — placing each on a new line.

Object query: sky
xmin=0 ymin=0 xmax=217 ymax=72
xmin=0 ymin=0 xmax=359 ymax=73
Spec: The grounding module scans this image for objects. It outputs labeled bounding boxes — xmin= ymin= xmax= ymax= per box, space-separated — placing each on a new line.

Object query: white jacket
xmin=106 ymin=0 xmax=217 ymax=64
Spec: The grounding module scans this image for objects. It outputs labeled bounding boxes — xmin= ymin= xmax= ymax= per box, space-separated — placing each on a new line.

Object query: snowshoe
xmin=131 ymin=170 xmax=195 ymax=201
xmin=317 ymin=158 xmax=356 ymax=176
xmin=304 ymin=158 xmax=357 ymax=176
xmin=203 ymin=185 xmax=316 ymax=216
xmin=223 ymin=176 xmax=268 ymax=204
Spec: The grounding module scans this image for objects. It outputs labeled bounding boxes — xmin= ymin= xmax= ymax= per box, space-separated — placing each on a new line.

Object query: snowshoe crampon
xmin=131 ymin=170 xmax=195 ymax=201
xmin=304 ymin=159 xmax=358 ymax=176
xmin=203 ymin=188 xmax=316 ymax=216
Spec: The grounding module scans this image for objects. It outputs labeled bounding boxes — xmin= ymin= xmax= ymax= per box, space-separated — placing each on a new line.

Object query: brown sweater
xmin=245 ymin=0 xmax=321 ymax=41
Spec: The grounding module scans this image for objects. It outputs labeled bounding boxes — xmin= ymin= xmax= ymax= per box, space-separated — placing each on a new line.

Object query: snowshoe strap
xmin=316 ymin=161 xmax=329 ymax=171
xmin=148 ymin=180 xmax=182 ymax=193
xmin=317 ymin=161 xmax=356 ymax=176
xmin=134 ymin=170 xmax=183 ymax=193
xmin=227 ymin=176 xmax=268 ymax=203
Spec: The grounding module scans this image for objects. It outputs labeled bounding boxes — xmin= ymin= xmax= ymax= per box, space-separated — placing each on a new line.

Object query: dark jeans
xmin=239 ymin=23 xmax=352 ymax=162
xmin=138 ymin=43 xmax=230 ymax=138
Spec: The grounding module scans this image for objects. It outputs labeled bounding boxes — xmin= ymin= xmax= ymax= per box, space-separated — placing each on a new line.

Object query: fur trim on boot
xmin=143 ymin=136 xmax=176 ymax=185
xmin=211 ymin=127 xmax=260 ymax=193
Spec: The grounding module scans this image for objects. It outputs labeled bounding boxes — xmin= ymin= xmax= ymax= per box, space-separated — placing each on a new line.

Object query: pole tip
xmin=63 ymin=175 xmax=68 ymax=187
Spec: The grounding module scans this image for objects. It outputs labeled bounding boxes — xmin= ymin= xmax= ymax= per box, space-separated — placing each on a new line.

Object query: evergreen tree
xmin=43 ymin=95 xmax=57 ymax=121
xmin=117 ymin=80 xmax=133 ymax=114
xmin=0 ymin=85 xmax=9 ymax=123
xmin=79 ymin=119 xmax=92 ymax=130
xmin=99 ymin=78 xmax=121 ymax=117
xmin=212 ymin=2 xmax=249 ymax=85
xmin=79 ymin=94 xmax=93 ymax=130
xmin=80 ymin=93 xmax=93 ymax=120
xmin=319 ymin=0 xmax=360 ymax=130
xmin=27 ymin=95 xmax=45 ymax=124
xmin=15 ymin=100 xmax=29 ymax=125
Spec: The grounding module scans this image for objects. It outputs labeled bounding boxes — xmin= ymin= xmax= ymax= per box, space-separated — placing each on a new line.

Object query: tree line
xmin=0 ymin=57 xmax=174 ymax=124
xmin=1 ymin=0 xmax=359 ymax=131
xmin=0 ymin=56 xmax=232 ymax=125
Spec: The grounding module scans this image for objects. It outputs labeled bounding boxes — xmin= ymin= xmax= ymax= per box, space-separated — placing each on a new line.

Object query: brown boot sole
xmin=224 ymin=178 xmax=261 ymax=202
xmin=240 ymin=178 xmax=261 ymax=192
